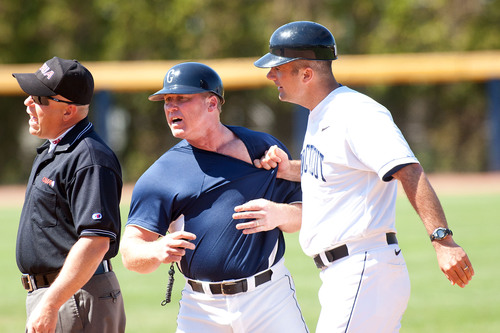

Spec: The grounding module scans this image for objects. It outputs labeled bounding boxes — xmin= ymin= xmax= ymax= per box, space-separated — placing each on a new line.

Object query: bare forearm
xmin=395 ymin=164 xmax=449 ymax=235
xmin=394 ymin=164 xmax=474 ymax=288
xmin=120 ymin=226 xmax=196 ymax=274
xmin=281 ymin=160 xmax=302 ymax=182
xmin=277 ymin=202 xmax=302 ymax=233
xmin=120 ymin=234 xmax=162 ymax=274
xmin=41 ymin=237 xmax=109 ymax=310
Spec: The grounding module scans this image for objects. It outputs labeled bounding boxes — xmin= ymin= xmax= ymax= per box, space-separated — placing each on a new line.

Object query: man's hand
xmin=154 ymin=231 xmax=196 ymax=264
xmin=121 ymin=226 xmax=196 ymax=274
xmin=433 ymin=239 xmax=474 ymax=288
xmin=393 ymin=163 xmax=474 ymax=288
xmin=26 ymin=236 xmax=110 ymax=333
xmin=253 ymin=145 xmax=301 ymax=182
xmin=233 ymin=199 xmax=301 ymax=234
xmin=26 ymin=301 xmax=58 ymax=333
xmin=253 ymin=145 xmax=285 ymax=170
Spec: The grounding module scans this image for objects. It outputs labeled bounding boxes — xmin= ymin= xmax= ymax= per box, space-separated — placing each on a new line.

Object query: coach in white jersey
xmin=254 ymin=21 xmax=474 ymax=332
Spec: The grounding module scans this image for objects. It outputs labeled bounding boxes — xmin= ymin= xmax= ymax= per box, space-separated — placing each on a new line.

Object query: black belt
xmin=188 ymin=269 xmax=273 ymax=295
xmin=21 ymin=259 xmax=112 ymax=292
xmin=313 ymin=233 xmax=398 ymax=269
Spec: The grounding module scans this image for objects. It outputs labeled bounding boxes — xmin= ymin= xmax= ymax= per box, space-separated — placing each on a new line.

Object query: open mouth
xmin=171 ymin=117 xmax=182 ymax=124
xmin=29 ymin=116 xmax=39 ymax=125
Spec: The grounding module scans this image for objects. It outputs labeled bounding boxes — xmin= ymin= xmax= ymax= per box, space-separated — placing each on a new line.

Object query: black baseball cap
xmin=12 ymin=57 xmax=94 ymax=105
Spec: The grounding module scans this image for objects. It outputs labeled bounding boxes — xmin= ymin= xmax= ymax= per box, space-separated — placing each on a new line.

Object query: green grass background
xmin=1 ymin=193 xmax=499 ymax=332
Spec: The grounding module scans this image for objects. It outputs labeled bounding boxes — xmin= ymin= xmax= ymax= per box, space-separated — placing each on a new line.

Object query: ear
xmin=206 ymin=94 xmax=219 ymax=112
xmin=62 ymin=104 xmax=78 ymax=121
xmin=302 ymin=67 xmax=314 ymax=83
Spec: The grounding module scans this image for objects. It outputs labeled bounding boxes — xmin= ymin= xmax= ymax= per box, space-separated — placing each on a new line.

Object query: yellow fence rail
xmin=1 ymin=50 xmax=500 ymax=95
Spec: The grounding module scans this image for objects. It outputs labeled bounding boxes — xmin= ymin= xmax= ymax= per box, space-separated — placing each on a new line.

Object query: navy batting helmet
xmin=254 ymin=21 xmax=337 ymax=68
xmin=149 ymin=62 xmax=224 ymax=104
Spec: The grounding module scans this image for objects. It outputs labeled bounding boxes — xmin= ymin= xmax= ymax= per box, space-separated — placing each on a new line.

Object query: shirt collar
xmin=48 ymin=126 xmax=74 ymax=152
xmin=37 ymin=117 xmax=93 ymax=154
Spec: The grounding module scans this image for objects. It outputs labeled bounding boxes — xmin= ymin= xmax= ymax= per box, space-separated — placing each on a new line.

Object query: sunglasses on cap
xmin=31 ymin=95 xmax=80 ymax=106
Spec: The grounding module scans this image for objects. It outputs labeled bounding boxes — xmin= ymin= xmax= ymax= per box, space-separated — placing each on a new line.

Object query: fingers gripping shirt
xmin=127 ymin=126 xmax=301 ymax=281
xmin=299 ymin=86 xmax=419 ymax=256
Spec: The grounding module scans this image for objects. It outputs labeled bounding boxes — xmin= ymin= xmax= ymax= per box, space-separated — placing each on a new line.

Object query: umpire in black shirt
xmin=13 ymin=57 xmax=126 ymax=333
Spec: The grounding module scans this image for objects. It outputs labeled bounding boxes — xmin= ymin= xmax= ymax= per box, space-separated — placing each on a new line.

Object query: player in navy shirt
xmin=121 ymin=62 xmax=309 ymax=332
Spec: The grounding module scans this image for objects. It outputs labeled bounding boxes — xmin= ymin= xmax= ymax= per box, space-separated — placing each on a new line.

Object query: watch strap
xmin=430 ymin=227 xmax=453 ymax=241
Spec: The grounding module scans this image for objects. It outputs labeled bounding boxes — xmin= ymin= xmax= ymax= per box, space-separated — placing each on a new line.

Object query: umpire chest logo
xmin=42 ymin=176 xmax=55 ymax=188
xmin=301 ymin=144 xmax=326 ymax=181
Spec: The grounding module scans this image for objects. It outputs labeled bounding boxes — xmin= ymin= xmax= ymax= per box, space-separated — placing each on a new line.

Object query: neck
xmin=187 ymin=123 xmax=234 ymax=152
xmin=306 ymin=81 xmax=340 ymax=111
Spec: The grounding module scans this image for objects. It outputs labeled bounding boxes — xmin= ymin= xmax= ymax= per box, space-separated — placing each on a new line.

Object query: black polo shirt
xmin=16 ymin=117 xmax=123 ymax=275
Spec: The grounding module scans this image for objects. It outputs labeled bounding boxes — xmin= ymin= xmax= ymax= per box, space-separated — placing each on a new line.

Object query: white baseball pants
xmin=316 ymin=242 xmax=410 ymax=333
xmin=176 ymin=258 xmax=309 ymax=333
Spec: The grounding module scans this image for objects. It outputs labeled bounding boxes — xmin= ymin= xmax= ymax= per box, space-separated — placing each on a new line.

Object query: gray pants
xmin=26 ymin=271 xmax=126 ymax=333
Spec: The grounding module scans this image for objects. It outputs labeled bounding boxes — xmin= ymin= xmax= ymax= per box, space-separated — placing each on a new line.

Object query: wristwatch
xmin=430 ymin=227 xmax=453 ymax=241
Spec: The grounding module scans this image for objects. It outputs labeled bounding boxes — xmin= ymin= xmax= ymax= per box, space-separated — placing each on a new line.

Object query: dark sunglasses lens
xmin=33 ymin=96 xmax=49 ymax=105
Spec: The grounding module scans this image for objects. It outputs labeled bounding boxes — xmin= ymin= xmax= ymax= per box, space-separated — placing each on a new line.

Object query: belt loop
xmin=29 ymin=275 xmax=36 ymax=292
xmin=202 ymin=283 xmax=213 ymax=295
xmin=386 ymin=232 xmax=398 ymax=245
xmin=247 ymin=274 xmax=256 ymax=290
xmin=102 ymin=260 xmax=109 ymax=272
xmin=318 ymin=252 xmax=329 ymax=267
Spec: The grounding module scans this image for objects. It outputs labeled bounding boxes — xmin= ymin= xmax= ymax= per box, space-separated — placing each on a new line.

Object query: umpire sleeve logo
xmin=92 ymin=213 xmax=103 ymax=220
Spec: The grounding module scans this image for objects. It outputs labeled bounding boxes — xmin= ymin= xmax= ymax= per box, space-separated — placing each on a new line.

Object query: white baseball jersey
xmin=299 ymin=85 xmax=419 ymax=257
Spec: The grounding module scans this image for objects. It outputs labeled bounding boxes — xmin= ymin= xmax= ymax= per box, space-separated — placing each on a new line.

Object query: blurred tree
xmin=0 ymin=0 xmax=499 ymax=183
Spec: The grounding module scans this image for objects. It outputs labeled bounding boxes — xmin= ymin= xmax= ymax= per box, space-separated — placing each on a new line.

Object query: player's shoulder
xmin=68 ymin=128 xmax=121 ymax=172
xmin=227 ymin=125 xmax=280 ymax=145
xmin=334 ymin=85 xmax=392 ymax=119
xmin=227 ymin=125 xmax=289 ymax=157
xmin=134 ymin=141 xmax=188 ymax=179
xmin=333 ymin=86 xmax=377 ymax=105
xmin=132 ymin=146 xmax=188 ymax=199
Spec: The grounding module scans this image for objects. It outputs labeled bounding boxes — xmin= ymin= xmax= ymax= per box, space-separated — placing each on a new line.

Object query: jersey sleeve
xmin=70 ymin=165 xmax=122 ymax=242
xmin=126 ymin=169 xmax=173 ymax=236
xmin=346 ymin=104 xmax=419 ymax=181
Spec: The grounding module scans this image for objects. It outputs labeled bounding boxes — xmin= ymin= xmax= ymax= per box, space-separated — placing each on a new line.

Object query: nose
xmin=266 ymin=68 xmax=276 ymax=81
xmin=24 ymin=96 xmax=35 ymax=106
xmin=164 ymin=101 xmax=176 ymax=112
xmin=164 ymin=99 xmax=181 ymax=116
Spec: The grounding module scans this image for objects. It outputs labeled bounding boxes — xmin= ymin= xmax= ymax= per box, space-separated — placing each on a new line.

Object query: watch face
xmin=436 ymin=229 xmax=445 ymax=238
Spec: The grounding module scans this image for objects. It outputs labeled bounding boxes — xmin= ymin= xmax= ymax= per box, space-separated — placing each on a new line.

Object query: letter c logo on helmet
xmin=166 ymin=69 xmax=178 ymax=84
xmin=254 ymin=21 xmax=338 ymax=68
xmin=149 ymin=62 xmax=225 ymax=104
